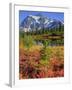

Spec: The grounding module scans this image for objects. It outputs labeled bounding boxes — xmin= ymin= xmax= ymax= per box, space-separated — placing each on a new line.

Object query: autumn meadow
xmin=19 ymin=11 xmax=64 ymax=79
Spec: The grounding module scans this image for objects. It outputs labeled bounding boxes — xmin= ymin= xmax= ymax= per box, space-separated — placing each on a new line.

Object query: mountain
xmin=20 ymin=14 xmax=64 ymax=32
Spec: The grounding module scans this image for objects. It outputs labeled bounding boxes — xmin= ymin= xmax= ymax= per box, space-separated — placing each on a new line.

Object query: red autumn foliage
xmin=19 ymin=49 xmax=64 ymax=79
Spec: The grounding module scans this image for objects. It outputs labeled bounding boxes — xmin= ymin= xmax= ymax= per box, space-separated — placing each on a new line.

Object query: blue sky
xmin=19 ymin=10 xmax=64 ymax=25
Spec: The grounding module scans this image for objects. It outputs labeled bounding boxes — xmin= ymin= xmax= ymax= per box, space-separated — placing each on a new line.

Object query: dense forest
xmin=20 ymin=25 xmax=64 ymax=37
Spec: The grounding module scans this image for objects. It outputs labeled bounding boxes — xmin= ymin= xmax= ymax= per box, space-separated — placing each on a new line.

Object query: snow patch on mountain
xmin=20 ymin=14 xmax=64 ymax=32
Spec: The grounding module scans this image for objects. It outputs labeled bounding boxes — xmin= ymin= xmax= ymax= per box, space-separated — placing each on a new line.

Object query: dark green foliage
xmin=22 ymin=25 xmax=64 ymax=36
